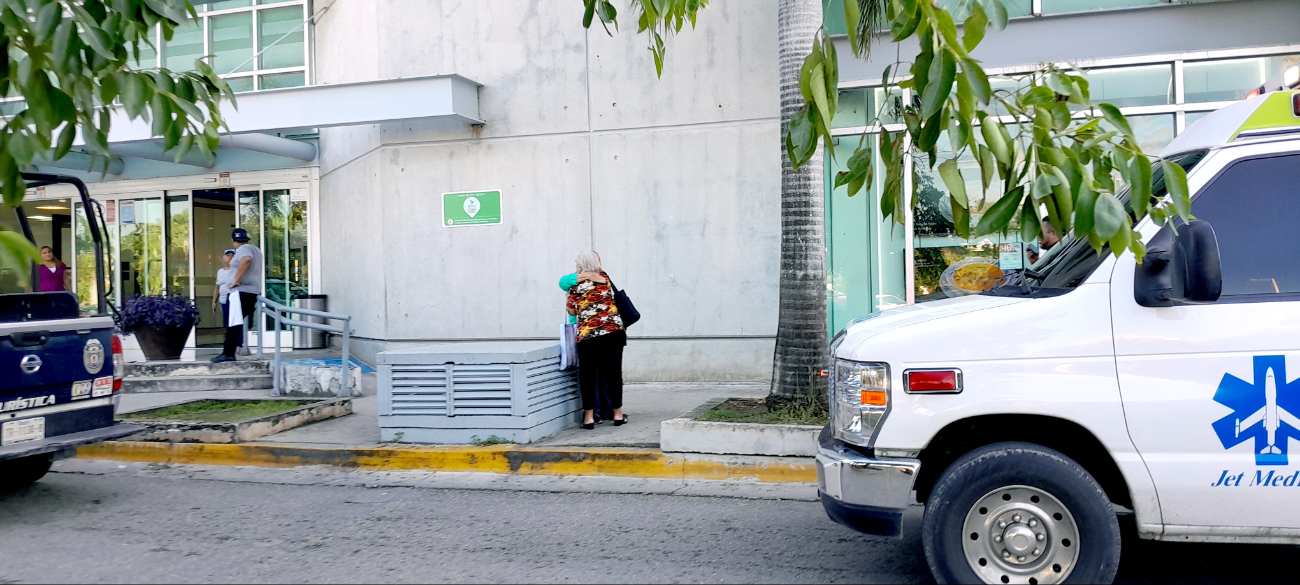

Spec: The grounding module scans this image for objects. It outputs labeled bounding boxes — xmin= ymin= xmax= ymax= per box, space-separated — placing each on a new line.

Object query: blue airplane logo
xmin=1213 ymin=356 xmax=1300 ymax=466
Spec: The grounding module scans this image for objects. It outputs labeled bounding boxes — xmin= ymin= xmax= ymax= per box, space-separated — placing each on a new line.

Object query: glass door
xmin=117 ymin=197 xmax=165 ymax=300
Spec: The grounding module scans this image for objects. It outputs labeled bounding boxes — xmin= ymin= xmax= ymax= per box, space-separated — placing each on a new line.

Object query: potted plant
xmin=119 ymin=295 xmax=201 ymax=360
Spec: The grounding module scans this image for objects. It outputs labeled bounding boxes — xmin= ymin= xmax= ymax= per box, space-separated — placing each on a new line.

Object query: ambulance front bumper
xmin=816 ymin=428 xmax=920 ymax=538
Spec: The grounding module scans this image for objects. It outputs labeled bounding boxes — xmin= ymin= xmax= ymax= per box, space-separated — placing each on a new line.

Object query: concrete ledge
xmin=659 ymin=397 xmax=822 ymax=457
xmin=76 ymin=441 xmax=816 ymax=484
xmin=122 ymin=398 xmax=352 ymax=443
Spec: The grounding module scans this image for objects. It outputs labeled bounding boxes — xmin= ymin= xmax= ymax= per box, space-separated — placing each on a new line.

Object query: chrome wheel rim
xmin=961 ymin=485 xmax=1080 ymax=584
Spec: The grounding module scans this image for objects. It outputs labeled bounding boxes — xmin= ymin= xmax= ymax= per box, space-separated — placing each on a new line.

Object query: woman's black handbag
xmin=609 ymin=278 xmax=640 ymax=327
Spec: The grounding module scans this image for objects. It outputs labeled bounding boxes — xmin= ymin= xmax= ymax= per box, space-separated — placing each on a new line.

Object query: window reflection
xmin=1184 ymin=55 xmax=1300 ymax=103
xmin=1041 ymin=0 xmax=1165 ymax=15
xmin=1084 ymin=65 xmax=1172 ymax=107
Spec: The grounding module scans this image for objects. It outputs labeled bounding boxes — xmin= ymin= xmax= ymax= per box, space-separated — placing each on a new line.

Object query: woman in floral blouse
xmin=566 ymin=251 xmax=627 ymax=429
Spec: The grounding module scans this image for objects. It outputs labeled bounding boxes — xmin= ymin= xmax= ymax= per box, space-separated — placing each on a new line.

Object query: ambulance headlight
xmin=829 ymin=359 xmax=890 ymax=447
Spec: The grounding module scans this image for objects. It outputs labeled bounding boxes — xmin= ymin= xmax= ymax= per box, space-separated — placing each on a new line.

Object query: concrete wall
xmin=314 ymin=0 xmax=781 ymax=381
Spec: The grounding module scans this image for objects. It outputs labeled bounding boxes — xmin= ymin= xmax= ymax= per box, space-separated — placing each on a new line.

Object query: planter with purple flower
xmin=120 ymin=295 xmax=201 ymax=360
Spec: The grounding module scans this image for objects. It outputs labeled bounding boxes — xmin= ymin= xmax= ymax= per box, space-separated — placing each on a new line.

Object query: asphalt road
xmin=0 ymin=467 xmax=1296 ymax=584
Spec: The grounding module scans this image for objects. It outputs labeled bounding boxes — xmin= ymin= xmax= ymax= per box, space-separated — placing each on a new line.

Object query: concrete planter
xmin=121 ymin=398 xmax=352 ymax=443
xmin=660 ymin=397 xmax=822 ymax=457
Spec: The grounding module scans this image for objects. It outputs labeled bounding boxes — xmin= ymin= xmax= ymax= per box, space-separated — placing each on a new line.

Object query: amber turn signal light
xmin=860 ymin=390 xmax=888 ymax=406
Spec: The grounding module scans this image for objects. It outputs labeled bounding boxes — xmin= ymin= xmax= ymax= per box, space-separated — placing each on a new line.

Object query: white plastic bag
xmin=560 ymin=323 xmax=579 ymax=370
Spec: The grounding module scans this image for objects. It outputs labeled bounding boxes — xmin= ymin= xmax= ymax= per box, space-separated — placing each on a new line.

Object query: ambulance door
xmin=1111 ymin=147 xmax=1300 ymax=532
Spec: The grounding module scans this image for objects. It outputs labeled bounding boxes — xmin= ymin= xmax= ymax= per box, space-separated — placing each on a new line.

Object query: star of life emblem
xmin=1213 ymin=355 xmax=1300 ymax=466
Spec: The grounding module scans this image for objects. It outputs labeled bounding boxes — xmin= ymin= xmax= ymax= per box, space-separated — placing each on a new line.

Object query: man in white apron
xmin=211 ymin=229 xmax=263 ymax=363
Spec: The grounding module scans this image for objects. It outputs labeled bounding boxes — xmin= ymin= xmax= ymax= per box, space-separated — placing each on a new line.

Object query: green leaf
xmin=1131 ymin=154 xmax=1153 ymax=219
xmin=161 ymin=90 xmax=204 ymax=121
xmin=891 ymin=0 xmax=922 ymax=40
xmin=961 ymin=58 xmax=991 ymax=105
xmin=917 ymin=109 xmax=945 ymax=155
xmin=983 ymin=0 xmax=1008 ymax=30
xmin=1021 ymin=85 xmax=1056 ymax=107
xmin=596 ymin=1 xmax=617 ymax=27
xmin=933 ymin=6 xmax=967 ymax=59
xmin=1073 ymin=181 xmax=1098 ymax=240
xmin=963 ymin=3 xmax=987 ymax=51
xmin=1109 ymin=221 xmax=1132 ymax=258
xmin=978 ymin=144 xmax=996 ymax=192
xmin=1020 ymin=195 xmax=1042 ymax=243
xmin=921 ymin=49 xmax=956 ymax=119
xmin=948 ymin=114 xmax=969 ymax=156
xmin=0 ymin=230 xmax=43 ymax=286
xmin=822 ymin=35 xmax=839 ymax=116
xmin=53 ymin=122 xmax=77 ymax=160
xmin=951 ymin=195 xmax=971 ymax=239
xmin=1099 ymin=103 xmax=1134 ymax=139
xmin=787 ymin=108 xmax=817 ymax=170
xmin=34 ymin=2 xmax=63 ymax=45
xmin=976 ymin=187 xmax=1023 ymax=236
xmin=938 ymin=158 xmax=969 ymax=209
xmin=1046 ymin=73 xmax=1073 ymax=97
xmin=1162 ymin=159 xmax=1193 ymax=220
xmin=583 ymin=0 xmax=596 ymax=27
xmin=912 ymin=46 xmax=933 ymax=99
xmin=799 ymin=44 xmax=822 ymax=105
xmin=843 ymin=0 xmax=861 ymax=57
xmin=1093 ymin=191 xmax=1126 ymax=240
xmin=981 ymin=119 xmax=1010 ymax=165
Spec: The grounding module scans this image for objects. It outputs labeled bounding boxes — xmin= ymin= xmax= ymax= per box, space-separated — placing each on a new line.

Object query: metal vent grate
xmin=390 ymin=363 xmax=514 ymax=416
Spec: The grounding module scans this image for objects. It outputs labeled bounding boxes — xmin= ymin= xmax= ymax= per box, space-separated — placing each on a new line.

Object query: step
xmin=125 ymin=360 xmax=271 ymax=378
xmin=120 ymin=374 xmax=273 ymax=393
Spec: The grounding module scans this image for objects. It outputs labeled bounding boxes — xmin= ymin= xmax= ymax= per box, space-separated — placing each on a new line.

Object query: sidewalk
xmin=98 ymin=379 xmax=812 ymax=483
xmin=116 ymin=381 xmax=766 ymax=449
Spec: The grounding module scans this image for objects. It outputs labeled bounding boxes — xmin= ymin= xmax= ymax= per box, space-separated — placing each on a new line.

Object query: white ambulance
xmin=817 ymin=89 xmax=1300 ymax=584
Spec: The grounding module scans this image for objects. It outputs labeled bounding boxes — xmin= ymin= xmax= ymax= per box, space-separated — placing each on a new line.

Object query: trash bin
xmin=292 ymin=294 xmax=328 ymax=349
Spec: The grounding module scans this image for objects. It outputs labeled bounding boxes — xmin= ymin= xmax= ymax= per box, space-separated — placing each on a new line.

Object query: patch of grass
xmin=470 ymin=434 xmax=514 ymax=446
xmin=122 ymin=400 xmax=312 ymax=423
xmin=695 ymin=397 xmax=828 ymax=426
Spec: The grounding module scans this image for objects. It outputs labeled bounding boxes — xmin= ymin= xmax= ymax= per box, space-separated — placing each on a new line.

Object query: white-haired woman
xmin=565 ymin=251 xmax=627 ymax=430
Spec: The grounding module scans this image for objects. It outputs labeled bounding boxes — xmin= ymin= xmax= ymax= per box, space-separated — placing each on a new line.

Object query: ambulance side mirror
xmin=1134 ymin=220 xmax=1223 ymax=307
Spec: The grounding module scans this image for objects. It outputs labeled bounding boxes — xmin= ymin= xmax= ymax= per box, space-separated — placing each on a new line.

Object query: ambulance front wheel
xmin=921 ymin=442 xmax=1121 ymax=585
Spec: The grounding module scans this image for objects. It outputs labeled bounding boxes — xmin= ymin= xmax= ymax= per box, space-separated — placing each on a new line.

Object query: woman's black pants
xmin=577 ymin=331 xmax=625 ymax=411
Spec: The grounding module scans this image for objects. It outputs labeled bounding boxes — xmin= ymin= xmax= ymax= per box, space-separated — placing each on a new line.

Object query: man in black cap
xmin=212 ymin=228 xmax=263 ymax=363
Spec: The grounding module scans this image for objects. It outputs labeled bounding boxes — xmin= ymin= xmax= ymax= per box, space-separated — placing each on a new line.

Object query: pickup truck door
xmin=1111 ymin=148 xmax=1300 ymax=533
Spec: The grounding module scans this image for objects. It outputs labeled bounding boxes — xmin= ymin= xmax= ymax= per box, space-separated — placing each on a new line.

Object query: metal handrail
xmin=254 ymin=296 xmax=355 ymax=397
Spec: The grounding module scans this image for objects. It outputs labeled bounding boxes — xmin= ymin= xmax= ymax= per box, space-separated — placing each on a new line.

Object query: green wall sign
xmin=442 ymin=190 xmax=502 ymax=227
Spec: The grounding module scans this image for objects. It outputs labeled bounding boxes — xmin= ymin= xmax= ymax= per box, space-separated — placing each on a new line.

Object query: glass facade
xmin=1041 ymin=0 xmax=1166 ymax=15
xmin=1085 ymin=65 xmax=1172 ymax=107
xmin=56 ymin=184 xmax=310 ymax=339
xmin=822 ymin=0 xmax=1160 ymax=34
xmin=1185 ymin=55 xmax=1300 ymax=103
xmin=127 ymin=0 xmax=308 ymax=92
xmin=826 ymin=48 xmax=1300 ymax=334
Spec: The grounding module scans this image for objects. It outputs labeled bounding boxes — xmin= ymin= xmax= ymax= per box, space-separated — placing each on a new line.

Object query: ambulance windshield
xmin=1010 ymin=149 xmax=1209 ymax=292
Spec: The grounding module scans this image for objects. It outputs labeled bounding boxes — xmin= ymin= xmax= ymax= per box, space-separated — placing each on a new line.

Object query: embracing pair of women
xmin=561 ymin=251 xmax=628 ymax=430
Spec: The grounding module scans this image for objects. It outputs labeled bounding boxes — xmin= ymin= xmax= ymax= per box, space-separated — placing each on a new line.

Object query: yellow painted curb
xmin=76 ymin=441 xmax=817 ymax=484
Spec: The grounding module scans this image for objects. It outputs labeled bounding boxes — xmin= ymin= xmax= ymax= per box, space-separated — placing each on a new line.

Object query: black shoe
xmin=613 ymin=415 xmax=629 ymax=426
xmin=210 ymin=354 xmax=235 ymax=363
xmin=593 ymin=415 xmax=603 ymax=424
xmin=582 ymin=422 xmax=596 ymax=430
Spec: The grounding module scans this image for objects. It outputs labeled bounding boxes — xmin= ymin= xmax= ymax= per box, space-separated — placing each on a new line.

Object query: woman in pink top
xmin=37 ymin=246 xmax=70 ymax=292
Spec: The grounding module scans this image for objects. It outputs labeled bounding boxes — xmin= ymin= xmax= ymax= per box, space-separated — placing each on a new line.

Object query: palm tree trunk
xmin=769 ymin=0 xmax=828 ymax=406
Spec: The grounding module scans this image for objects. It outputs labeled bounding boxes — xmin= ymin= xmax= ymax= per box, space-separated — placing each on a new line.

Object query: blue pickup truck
xmin=1 ymin=174 xmax=140 ymax=492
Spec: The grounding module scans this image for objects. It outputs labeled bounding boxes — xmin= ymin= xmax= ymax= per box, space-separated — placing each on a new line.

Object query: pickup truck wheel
xmin=922 ymin=442 xmax=1120 ymax=584
xmin=0 ymin=455 xmax=53 ymax=493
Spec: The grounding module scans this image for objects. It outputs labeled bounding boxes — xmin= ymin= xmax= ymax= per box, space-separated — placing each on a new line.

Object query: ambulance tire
xmin=922 ymin=442 xmax=1121 ymax=584
xmin=0 ymin=454 xmax=53 ymax=493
